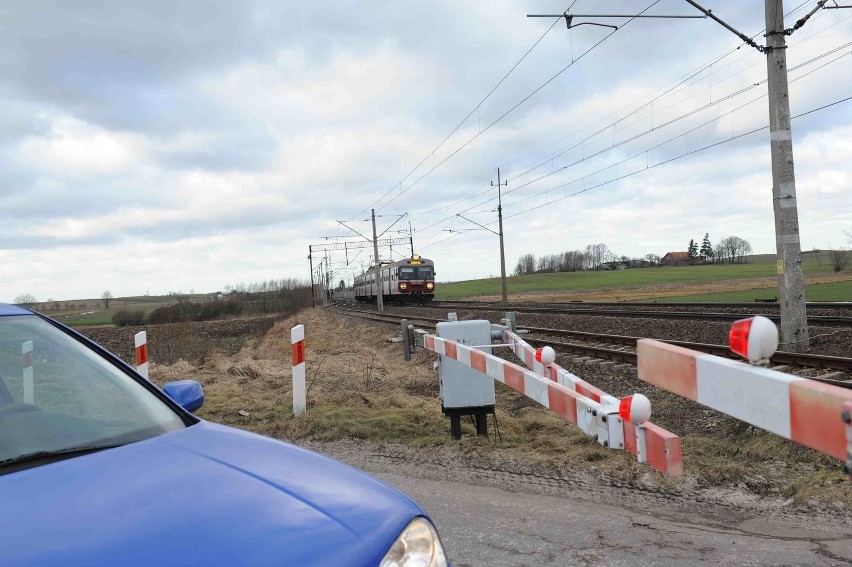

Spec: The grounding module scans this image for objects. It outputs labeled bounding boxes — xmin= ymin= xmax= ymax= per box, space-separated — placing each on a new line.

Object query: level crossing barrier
xmin=637 ymin=316 xmax=852 ymax=464
xmin=415 ymin=322 xmax=684 ymax=477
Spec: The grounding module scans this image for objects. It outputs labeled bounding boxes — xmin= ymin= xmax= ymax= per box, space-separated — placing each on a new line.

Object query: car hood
xmin=0 ymin=422 xmax=422 ymax=566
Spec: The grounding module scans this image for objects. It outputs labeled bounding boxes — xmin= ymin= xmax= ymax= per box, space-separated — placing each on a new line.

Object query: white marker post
xmin=22 ymin=340 xmax=33 ymax=404
xmin=291 ymin=324 xmax=306 ymax=416
xmin=135 ymin=331 xmax=149 ymax=380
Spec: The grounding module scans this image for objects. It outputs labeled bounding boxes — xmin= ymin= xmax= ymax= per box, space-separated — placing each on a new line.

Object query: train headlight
xmin=426 ymin=282 xmax=434 ymax=290
xmin=400 ymin=283 xmax=408 ymax=290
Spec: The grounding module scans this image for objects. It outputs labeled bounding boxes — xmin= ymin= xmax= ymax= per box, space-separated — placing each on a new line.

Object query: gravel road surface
xmin=302 ymin=439 xmax=852 ymax=566
xmin=379 ymin=473 xmax=852 ymax=566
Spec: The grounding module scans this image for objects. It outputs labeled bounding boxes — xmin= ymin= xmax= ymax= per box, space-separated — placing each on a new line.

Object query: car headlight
xmin=400 ymin=283 xmax=408 ymax=290
xmin=426 ymin=282 xmax=434 ymax=290
xmin=381 ymin=517 xmax=448 ymax=567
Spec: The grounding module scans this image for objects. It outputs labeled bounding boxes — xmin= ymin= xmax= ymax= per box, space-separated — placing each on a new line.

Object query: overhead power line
xmin=413 ymin=0 xmax=824 ymax=221
xmin=346 ymin=10 xmax=564 ymax=222
xmin=370 ymin=0 xmax=666 ymax=216
xmin=500 ymin=91 xmax=852 ymax=219
xmin=414 ymin=37 xmax=850 ymax=240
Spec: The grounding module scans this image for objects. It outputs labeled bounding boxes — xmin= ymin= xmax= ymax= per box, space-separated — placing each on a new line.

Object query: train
xmin=353 ymin=255 xmax=435 ymax=304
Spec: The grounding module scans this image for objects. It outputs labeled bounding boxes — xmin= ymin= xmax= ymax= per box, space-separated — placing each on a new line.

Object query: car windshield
xmin=399 ymin=267 xmax=416 ymax=280
xmin=0 ymin=315 xmax=184 ymax=470
xmin=417 ymin=266 xmax=433 ymax=280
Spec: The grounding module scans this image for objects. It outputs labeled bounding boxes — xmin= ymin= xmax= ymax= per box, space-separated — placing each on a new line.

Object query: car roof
xmin=0 ymin=303 xmax=33 ymax=317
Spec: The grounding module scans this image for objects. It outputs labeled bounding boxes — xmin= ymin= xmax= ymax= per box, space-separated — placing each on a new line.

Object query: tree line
xmin=514 ymin=234 xmax=755 ymax=275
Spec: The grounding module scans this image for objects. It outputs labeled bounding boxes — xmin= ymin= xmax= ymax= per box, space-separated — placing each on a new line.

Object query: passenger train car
xmin=354 ymin=255 xmax=435 ymax=304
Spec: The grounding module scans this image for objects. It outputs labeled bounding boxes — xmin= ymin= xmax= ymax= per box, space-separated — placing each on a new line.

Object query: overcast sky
xmin=1 ymin=1 xmax=850 ymax=301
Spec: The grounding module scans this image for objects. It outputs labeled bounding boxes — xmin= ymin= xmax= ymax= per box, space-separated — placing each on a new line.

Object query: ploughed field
xmin=77 ymin=309 xmax=852 ymax=516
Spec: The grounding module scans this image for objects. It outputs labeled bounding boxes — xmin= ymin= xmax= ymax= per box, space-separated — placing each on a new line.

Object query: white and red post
xmin=135 ymin=331 xmax=149 ymax=380
xmin=291 ymin=324 xmax=306 ymax=416
xmin=22 ymin=340 xmax=33 ymax=404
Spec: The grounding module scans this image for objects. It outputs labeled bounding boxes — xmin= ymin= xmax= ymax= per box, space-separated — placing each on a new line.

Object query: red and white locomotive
xmin=354 ymin=255 xmax=435 ymax=304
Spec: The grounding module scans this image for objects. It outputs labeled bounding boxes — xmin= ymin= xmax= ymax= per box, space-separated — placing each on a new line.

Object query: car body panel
xmin=0 ymin=421 xmax=421 ymax=566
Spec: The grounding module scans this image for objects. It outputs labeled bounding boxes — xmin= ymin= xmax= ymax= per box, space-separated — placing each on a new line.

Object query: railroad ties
xmin=329 ymin=302 xmax=852 ymax=388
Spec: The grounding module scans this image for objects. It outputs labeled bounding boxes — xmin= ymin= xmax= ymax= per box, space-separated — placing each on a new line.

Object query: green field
xmin=38 ymin=293 xmax=212 ymax=327
xmin=658 ymin=280 xmax=852 ymax=303
xmin=436 ymin=264 xmax=837 ymax=300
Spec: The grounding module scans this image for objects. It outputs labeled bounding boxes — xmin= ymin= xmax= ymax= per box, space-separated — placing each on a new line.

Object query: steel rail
xmin=430 ymin=300 xmax=852 ymax=309
xmin=331 ymin=305 xmax=852 ymax=376
xmin=416 ymin=303 xmax=852 ymax=327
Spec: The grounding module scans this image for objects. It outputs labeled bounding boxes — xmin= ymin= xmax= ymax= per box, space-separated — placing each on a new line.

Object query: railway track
xmin=329 ymin=304 xmax=852 ymax=388
xmin=414 ymin=301 xmax=852 ymax=327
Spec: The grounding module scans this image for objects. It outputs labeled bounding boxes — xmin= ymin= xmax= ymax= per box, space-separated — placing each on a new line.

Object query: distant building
xmin=661 ymin=252 xmax=690 ymax=266
xmin=601 ymin=261 xmax=629 ymax=271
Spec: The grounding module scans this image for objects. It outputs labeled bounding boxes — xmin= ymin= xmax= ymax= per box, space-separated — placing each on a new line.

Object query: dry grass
xmin=149 ymin=308 xmax=852 ymax=506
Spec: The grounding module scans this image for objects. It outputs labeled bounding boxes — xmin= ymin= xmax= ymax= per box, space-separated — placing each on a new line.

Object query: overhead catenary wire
xmin=371 ymin=1 xmax=665 ymax=216
xmin=345 ymin=9 xmax=566 ymax=222
xmin=418 ymin=73 xmax=852 ymax=250
xmin=419 ymin=90 xmax=852 ymax=254
xmin=501 ymin=92 xmax=852 ymax=219
xmin=412 ymin=0 xmax=822 ymax=221
xmin=414 ymin=36 xmax=850 ymax=239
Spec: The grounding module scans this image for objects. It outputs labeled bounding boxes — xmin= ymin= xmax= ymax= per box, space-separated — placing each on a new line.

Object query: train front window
xmin=417 ymin=267 xmax=433 ymax=280
xmin=400 ymin=267 xmax=416 ymax=280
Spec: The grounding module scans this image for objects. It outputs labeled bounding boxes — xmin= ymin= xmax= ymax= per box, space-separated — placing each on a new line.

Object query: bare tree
xmin=14 ymin=294 xmax=37 ymax=308
xmin=830 ymin=249 xmax=850 ymax=273
xmin=645 ymin=253 xmax=661 ymax=266
xmin=716 ymin=236 xmax=753 ymax=264
xmin=101 ymin=290 xmax=114 ymax=309
xmin=513 ymin=253 xmax=536 ymax=276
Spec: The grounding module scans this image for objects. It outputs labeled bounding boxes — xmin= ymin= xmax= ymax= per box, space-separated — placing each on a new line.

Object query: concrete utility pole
xmin=371 ymin=208 xmax=384 ymax=313
xmin=307 ymin=248 xmax=316 ymax=308
xmin=492 ymin=168 xmax=509 ymax=303
xmin=765 ymin=0 xmax=809 ymax=351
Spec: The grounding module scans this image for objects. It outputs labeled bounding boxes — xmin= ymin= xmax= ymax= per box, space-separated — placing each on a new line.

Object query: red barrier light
xmin=728 ymin=316 xmax=779 ymax=364
xmin=729 ymin=318 xmax=753 ymax=360
xmin=535 ymin=346 xmax=555 ymax=366
xmin=618 ymin=394 xmax=651 ymax=425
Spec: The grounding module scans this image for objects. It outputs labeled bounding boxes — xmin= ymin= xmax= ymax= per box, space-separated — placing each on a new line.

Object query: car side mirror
xmin=162 ymin=380 xmax=205 ymax=413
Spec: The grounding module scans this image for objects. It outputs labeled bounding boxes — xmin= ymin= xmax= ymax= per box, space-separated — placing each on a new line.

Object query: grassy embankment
xmin=436 ymin=263 xmax=852 ymax=302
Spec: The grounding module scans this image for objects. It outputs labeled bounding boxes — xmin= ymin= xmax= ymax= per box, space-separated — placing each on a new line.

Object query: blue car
xmin=0 ymin=303 xmax=448 ymax=566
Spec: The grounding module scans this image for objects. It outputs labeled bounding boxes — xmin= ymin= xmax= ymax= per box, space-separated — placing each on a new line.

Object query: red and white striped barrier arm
xmin=638 ymin=339 xmax=852 ymax=461
xmin=502 ymin=329 xmax=682 ymax=477
xmin=135 ymin=331 xmax=149 ymax=380
xmin=291 ymin=324 xmax=306 ymax=416
xmin=423 ymin=333 xmax=683 ymax=476
xmin=22 ymin=340 xmax=33 ymax=404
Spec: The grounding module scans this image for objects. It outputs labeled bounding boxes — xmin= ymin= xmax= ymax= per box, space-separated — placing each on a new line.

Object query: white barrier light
xmin=535 ymin=346 xmax=555 ymax=366
xmin=729 ymin=316 xmax=779 ymax=364
xmin=618 ymin=394 xmax=652 ymax=425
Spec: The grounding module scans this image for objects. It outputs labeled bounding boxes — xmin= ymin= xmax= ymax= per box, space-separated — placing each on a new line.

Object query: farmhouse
xmin=661 ymin=252 xmax=690 ymax=266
